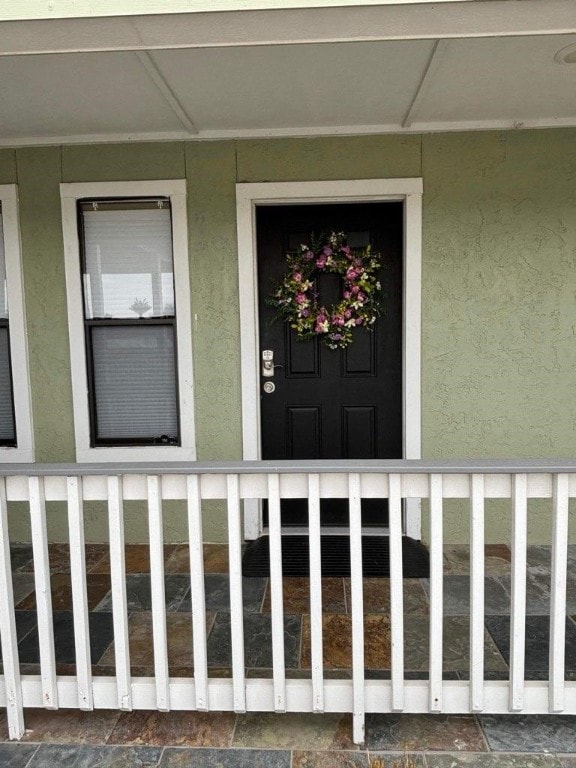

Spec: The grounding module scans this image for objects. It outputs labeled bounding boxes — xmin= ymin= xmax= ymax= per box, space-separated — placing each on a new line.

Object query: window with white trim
xmin=61 ymin=180 xmax=196 ymax=462
xmin=0 ymin=185 xmax=34 ymax=462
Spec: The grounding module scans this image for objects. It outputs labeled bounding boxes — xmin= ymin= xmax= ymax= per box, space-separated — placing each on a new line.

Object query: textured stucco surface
xmin=4 ymin=130 xmax=576 ymax=543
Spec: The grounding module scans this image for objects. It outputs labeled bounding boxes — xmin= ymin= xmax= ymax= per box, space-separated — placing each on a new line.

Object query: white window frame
xmin=61 ymin=179 xmax=196 ymax=462
xmin=0 ymin=185 xmax=34 ymax=463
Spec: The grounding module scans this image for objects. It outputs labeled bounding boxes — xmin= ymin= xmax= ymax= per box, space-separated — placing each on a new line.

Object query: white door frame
xmin=236 ymin=178 xmax=423 ymax=539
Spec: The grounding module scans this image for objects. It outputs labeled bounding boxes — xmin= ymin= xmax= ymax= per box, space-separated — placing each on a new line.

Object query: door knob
xmin=262 ymin=349 xmax=274 ymax=377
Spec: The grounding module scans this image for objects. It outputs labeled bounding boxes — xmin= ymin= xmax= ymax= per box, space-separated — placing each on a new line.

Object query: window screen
xmin=79 ymin=199 xmax=180 ymax=446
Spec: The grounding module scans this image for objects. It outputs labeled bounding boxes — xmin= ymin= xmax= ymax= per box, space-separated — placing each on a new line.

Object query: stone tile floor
xmin=2 ymin=542 xmax=576 ymax=765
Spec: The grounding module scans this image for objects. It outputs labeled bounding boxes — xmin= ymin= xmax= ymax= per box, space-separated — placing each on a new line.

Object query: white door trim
xmin=236 ymin=178 xmax=423 ymax=539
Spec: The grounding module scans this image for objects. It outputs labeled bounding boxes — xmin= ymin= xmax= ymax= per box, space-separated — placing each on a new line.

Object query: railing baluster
xmin=0 ymin=476 xmax=24 ymax=738
xmin=428 ymin=473 xmax=443 ymax=712
xmin=187 ymin=474 xmax=208 ymax=711
xmin=148 ymin=475 xmax=170 ymax=711
xmin=227 ymin=474 xmax=246 ymax=713
xmin=29 ymin=476 xmax=58 ymax=709
xmin=268 ymin=474 xmax=286 ymax=712
xmin=67 ymin=476 xmax=93 ymax=710
xmin=349 ymin=473 xmax=365 ymax=745
xmin=308 ymin=473 xmax=324 ymax=713
xmin=389 ymin=472 xmax=404 ymax=711
xmin=549 ymin=473 xmax=569 ymax=712
xmin=470 ymin=473 xmax=485 ymax=712
xmin=510 ymin=473 xmax=527 ymax=711
xmin=107 ymin=475 xmax=132 ymax=710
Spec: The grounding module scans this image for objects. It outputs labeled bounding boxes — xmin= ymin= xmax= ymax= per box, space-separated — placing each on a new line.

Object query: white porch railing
xmin=0 ymin=459 xmax=575 ymax=745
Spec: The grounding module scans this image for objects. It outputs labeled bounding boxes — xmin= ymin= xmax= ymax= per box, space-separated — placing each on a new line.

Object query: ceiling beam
xmin=0 ymin=1 xmax=575 ymax=56
xmin=402 ymin=39 xmax=448 ymax=129
xmin=0 ymin=0 xmax=482 ymax=22
xmin=134 ymin=50 xmax=198 ymax=135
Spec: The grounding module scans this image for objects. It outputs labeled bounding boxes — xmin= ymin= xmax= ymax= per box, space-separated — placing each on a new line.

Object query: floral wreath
xmin=269 ymin=231 xmax=383 ymax=349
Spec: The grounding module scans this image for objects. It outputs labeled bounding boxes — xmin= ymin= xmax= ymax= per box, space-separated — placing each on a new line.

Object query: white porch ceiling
xmin=0 ymin=3 xmax=575 ymax=145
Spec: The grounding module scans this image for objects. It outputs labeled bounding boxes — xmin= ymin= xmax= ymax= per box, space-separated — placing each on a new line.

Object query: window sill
xmin=0 ymin=447 xmax=34 ymax=463
xmin=76 ymin=445 xmax=196 ymax=463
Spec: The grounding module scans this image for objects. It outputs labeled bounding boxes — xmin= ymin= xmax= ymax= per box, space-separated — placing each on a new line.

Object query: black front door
xmin=257 ymin=202 xmax=403 ymax=527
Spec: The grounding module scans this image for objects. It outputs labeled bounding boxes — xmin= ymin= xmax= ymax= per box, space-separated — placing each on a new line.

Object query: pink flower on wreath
xmin=353 ymin=258 xmax=362 ymax=267
xmin=344 ymin=309 xmax=352 ymax=319
xmin=300 ymin=308 xmax=310 ymax=317
xmin=355 ymin=317 xmax=364 ymax=325
xmin=315 ymin=313 xmax=329 ymax=333
xmin=304 ymin=250 xmax=314 ymax=261
xmin=330 ymin=333 xmax=343 ymax=341
xmin=340 ymin=245 xmax=352 ymax=256
xmin=346 ymin=268 xmax=358 ymax=280
xmin=332 ymin=315 xmax=345 ymax=327
xmin=295 ymin=292 xmax=307 ymax=305
xmin=316 ymin=256 xmax=327 ymax=269
xmin=351 ymin=285 xmax=360 ymax=295
xmin=322 ymin=246 xmax=333 ymax=256
xmin=343 ymin=290 xmax=351 ymax=299
xmin=293 ymin=272 xmax=302 ymax=282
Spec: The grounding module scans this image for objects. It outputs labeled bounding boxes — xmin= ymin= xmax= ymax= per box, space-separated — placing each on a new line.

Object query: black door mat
xmin=242 ymin=535 xmax=429 ymax=578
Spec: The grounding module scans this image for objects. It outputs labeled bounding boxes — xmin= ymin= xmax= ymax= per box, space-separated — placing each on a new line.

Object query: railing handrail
xmin=1 ymin=457 xmax=576 ymax=477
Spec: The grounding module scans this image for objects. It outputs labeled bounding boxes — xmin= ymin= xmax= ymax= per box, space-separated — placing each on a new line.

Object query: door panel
xmin=257 ymin=202 xmax=403 ymax=527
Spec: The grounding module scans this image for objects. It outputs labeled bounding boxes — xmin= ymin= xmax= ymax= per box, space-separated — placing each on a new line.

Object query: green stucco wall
xmin=2 ymin=129 xmax=575 ymax=543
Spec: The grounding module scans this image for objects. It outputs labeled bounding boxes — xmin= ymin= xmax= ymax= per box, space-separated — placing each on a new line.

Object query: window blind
xmin=0 ymin=327 xmax=15 ymax=444
xmin=0 ymin=210 xmax=7 ymax=319
xmin=81 ymin=206 xmax=174 ymax=319
xmin=91 ymin=325 xmax=178 ymax=441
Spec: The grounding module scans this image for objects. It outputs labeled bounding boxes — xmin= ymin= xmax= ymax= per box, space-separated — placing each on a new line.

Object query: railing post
xmin=469 ymin=473 xmax=485 ymax=712
xmin=67 ymin=476 xmax=93 ymax=711
xmin=428 ymin=473 xmax=443 ymax=712
xmin=510 ymin=473 xmax=527 ymax=711
xmin=0 ymin=476 xmax=24 ymax=738
xmin=29 ymin=476 xmax=58 ymax=710
xmin=348 ymin=473 xmax=365 ymax=746
xmin=549 ymin=473 xmax=569 ymax=712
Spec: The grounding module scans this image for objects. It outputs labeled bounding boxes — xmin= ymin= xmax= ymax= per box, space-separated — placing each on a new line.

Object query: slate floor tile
xmin=178 ymin=575 xmax=267 ymax=613
xmin=293 ymin=751 xmax=369 ymax=768
xmin=17 ymin=574 xmax=111 ymax=611
xmin=28 ymin=744 xmax=162 ymax=767
xmin=107 ymin=710 xmax=236 ymax=748
xmin=301 ymin=614 xmax=391 ymax=670
xmin=485 ymin=616 xmax=576 ymax=671
xmin=0 ymin=743 xmax=39 ymax=767
xmin=402 ymin=616 xmax=508 ymax=673
xmin=165 ymin=544 xmax=230 ymax=574
xmin=365 ymin=714 xmax=487 ymax=752
xmin=344 ymin=578 xmax=429 ymax=614
xmin=97 ymin=611 xmax=215 ymax=670
xmin=421 ymin=576 xmax=510 ymax=615
xmin=48 ymin=544 xmax=109 ymax=575
xmin=10 ymin=544 xmax=34 ymax=571
xmin=558 ymin=758 xmax=576 ymax=767
xmin=443 ymin=546 xmax=511 ymax=576
xmin=262 ymin=577 xmax=346 ymax=614
xmin=17 ymin=611 xmax=114 ymax=664
xmin=233 ymin=712 xmax=352 ymax=751
xmin=19 ymin=708 xmax=120 ymax=744
xmin=207 ymin=613 xmax=301 ymax=668
xmin=368 ymin=753 xmax=426 ymax=767
xmin=0 ymin=610 xmax=39 ymax=660
xmin=479 ymin=715 xmax=576 ymax=752
xmin=159 ymin=748 xmax=291 ymax=767
xmin=91 ymin=545 xmax=178 ymax=575
xmin=11 ymin=573 xmax=35 ymax=605
xmin=425 ymin=755 xmax=563 ymax=767
xmin=95 ymin=575 xmax=189 ymax=612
